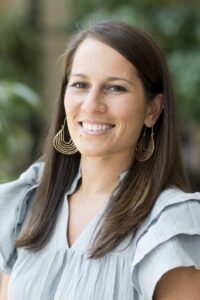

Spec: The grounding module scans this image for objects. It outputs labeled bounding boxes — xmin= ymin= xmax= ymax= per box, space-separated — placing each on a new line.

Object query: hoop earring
xmin=135 ymin=126 xmax=154 ymax=162
xmin=53 ymin=118 xmax=78 ymax=155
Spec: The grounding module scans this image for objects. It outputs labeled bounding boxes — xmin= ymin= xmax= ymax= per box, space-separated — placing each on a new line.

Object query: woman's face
xmin=64 ymin=38 xmax=156 ymax=160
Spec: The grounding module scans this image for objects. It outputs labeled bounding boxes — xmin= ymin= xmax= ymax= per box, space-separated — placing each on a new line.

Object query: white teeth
xmin=82 ymin=122 xmax=113 ymax=131
xmin=88 ymin=124 xmax=92 ymax=130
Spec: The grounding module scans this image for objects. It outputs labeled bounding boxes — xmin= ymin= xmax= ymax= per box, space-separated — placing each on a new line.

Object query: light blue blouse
xmin=0 ymin=162 xmax=200 ymax=300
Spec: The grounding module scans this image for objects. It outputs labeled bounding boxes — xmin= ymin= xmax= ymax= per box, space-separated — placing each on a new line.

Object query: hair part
xmin=15 ymin=20 xmax=190 ymax=258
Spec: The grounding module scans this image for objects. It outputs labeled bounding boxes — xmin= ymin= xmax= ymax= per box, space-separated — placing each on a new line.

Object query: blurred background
xmin=0 ymin=0 xmax=200 ymax=190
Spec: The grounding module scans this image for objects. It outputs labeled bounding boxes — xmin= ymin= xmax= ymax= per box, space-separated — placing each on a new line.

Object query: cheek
xmin=63 ymin=92 xmax=68 ymax=112
xmin=64 ymin=87 xmax=82 ymax=111
xmin=64 ymin=92 xmax=75 ymax=115
xmin=120 ymin=102 xmax=147 ymax=125
xmin=120 ymin=104 xmax=148 ymax=141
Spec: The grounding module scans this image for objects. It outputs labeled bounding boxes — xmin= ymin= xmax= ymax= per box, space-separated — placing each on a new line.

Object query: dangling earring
xmin=53 ymin=118 xmax=78 ymax=155
xmin=135 ymin=126 xmax=154 ymax=162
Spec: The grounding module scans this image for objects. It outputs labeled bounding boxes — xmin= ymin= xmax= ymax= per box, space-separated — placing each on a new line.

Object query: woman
xmin=0 ymin=20 xmax=200 ymax=300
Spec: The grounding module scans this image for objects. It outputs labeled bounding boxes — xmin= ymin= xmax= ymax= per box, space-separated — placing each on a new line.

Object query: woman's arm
xmin=0 ymin=273 xmax=10 ymax=300
xmin=154 ymin=267 xmax=200 ymax=300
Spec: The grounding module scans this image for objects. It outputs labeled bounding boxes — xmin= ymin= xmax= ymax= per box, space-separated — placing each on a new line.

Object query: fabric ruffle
xmin=131 ymin=188 xmax=200 ymax=299
xmin=0 ymin=162 xmax=43 ymax=273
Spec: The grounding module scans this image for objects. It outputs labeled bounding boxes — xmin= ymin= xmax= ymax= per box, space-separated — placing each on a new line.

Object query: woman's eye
xmin=107 ymin=85 xmax=127 ymax=92
xmin=70 ymin=82 xmax=88 ymax=89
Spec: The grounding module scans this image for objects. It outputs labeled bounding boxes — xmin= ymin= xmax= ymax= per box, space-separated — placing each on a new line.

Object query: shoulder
xmin=0 ymin=161 xmax=44 ymax=274
xmin=135 ymin=187 xmax=200 ymax=243
xmin=146 ymin=187 xmax=200 ymax=224
xmin=15 ymin=161 xmax=44 ymax=186
xmin=131 ymin=187 xmax=200 ymax=298
xmin=0 ymin=161 xmax=44 ymax=192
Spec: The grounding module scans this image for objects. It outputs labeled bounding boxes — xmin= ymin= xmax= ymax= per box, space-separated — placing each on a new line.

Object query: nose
xmin=81 ymin=89 xmax=106 ymax=114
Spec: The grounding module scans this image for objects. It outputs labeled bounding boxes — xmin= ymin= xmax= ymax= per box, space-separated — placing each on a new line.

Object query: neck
xmin=80 ymin=154 xmax=132 ymax=197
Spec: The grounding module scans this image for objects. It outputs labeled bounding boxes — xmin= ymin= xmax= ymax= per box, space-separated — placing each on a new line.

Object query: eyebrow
xmin=70 ymin=73 xmax=133 ymax=85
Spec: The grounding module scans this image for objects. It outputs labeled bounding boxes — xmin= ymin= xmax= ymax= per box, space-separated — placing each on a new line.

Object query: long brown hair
xmin=15 ymin=21 xmax=190 ymax=258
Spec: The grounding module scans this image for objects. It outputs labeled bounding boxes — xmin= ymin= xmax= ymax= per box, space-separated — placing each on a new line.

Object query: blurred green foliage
xmin=0 ymin=81 xmax=41 ymax=182
xmin=0 ymin=13 xmax=42 ymax=182
xmin=68 ymin=0 xmax=200 ymax=122
xmin=0 ymin=13 xmax=39 ymax=88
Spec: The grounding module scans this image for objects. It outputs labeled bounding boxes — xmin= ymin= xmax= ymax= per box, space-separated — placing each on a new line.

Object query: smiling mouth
xmin=79 ymin=122 xmax=115 ymax=132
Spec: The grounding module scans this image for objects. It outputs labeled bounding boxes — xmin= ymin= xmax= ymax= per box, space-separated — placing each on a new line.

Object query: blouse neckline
xmin=56 ymin=164 xmax=129 ymax=252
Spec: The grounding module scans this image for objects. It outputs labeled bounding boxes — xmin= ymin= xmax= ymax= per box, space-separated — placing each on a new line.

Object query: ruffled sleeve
xmin=0 ymin=162 xmax=43 ymax=274
xmin=131 ymin=188 xmax=200 ymax=300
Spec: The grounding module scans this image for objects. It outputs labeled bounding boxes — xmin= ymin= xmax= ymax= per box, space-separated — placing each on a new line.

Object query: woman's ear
xmin=144 ymin=93 xmax=164 ymax=127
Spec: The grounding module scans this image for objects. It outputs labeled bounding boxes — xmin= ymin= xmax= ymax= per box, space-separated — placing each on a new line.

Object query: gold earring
xmin=53 ymin=119 xmax=78 ymax=155
xmin=135 ymin=126 xmax=154 ymax=162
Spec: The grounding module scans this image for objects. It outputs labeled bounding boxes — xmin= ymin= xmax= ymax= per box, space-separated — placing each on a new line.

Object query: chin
xmin=78 ymin=147 xmax=110 ymax=158
xmin=80 ymin=151 xmax=106 ymax=157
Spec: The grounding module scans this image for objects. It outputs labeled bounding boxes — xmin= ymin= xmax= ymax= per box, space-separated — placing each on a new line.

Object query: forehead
xmin=70 ymin=38 xmax=138 ymax=78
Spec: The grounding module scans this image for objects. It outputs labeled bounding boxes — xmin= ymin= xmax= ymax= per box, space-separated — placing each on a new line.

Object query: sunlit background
xmin=0 ymin=0 xmax=200 ymax=190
